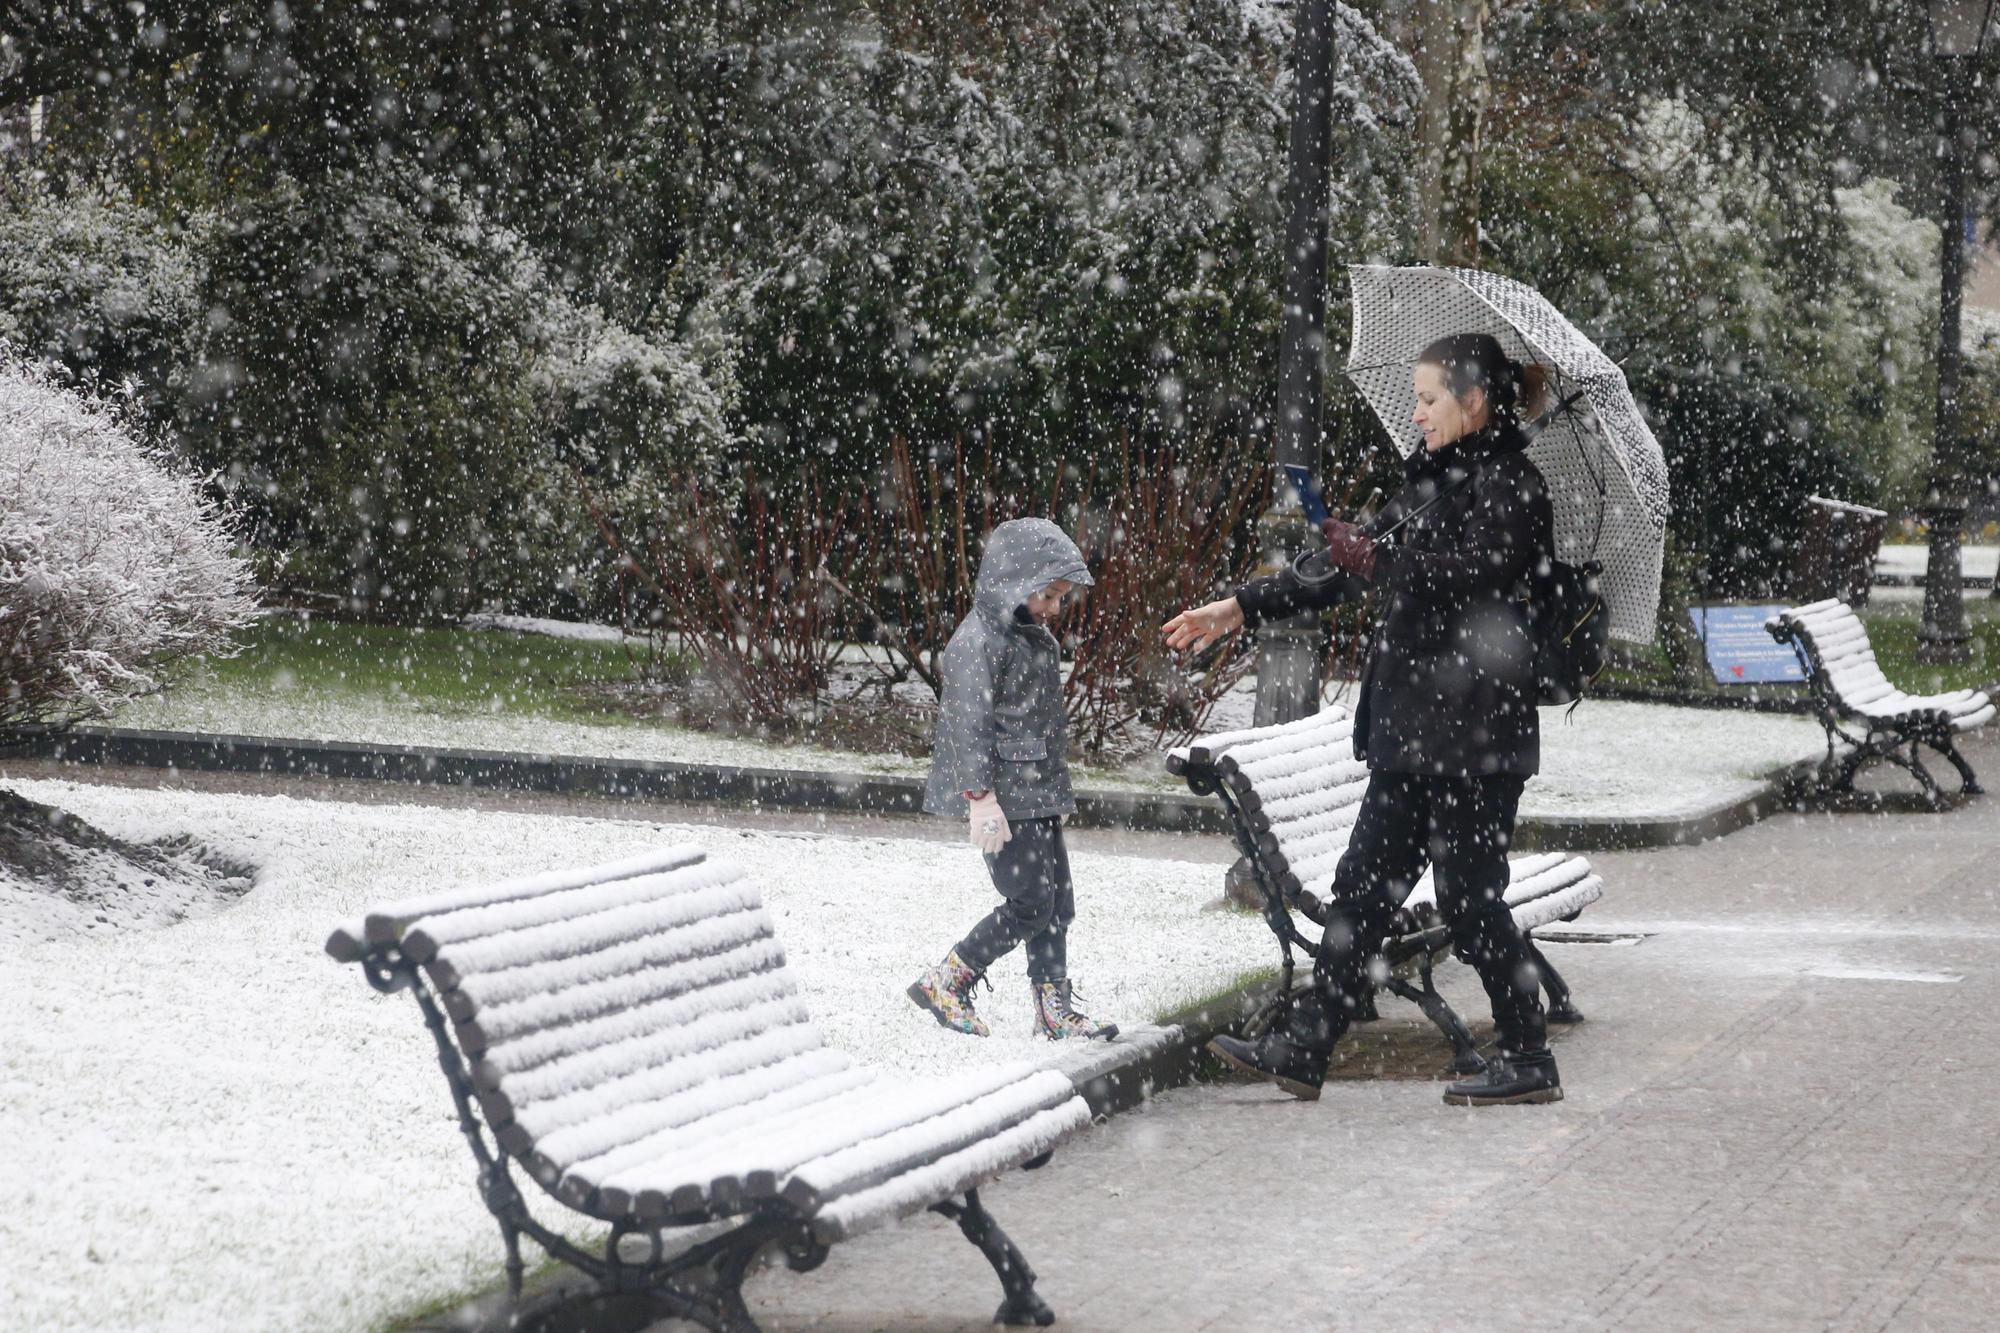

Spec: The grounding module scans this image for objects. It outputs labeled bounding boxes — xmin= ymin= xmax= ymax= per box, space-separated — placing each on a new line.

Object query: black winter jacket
xmin=1237 ymin=422 xmax=1555 ymax=778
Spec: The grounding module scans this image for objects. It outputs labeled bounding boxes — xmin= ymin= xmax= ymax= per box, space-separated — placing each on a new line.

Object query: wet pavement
xmin=717 ymin=727 xmax=2000 ymax=1332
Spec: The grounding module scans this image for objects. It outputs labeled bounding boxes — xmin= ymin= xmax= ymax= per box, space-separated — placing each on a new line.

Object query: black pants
xmin=953 ymin=817 xmax=1073 ymax=984
xmin=1301 ymin=772 xmax=1546 ymax=1055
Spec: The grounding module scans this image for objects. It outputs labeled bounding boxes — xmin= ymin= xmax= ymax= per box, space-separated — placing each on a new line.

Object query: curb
xmin=391 ymin=982 xmax=1271 ymax=1333
xmin=9 ymin=724 xmax=1806 ymax=852
xmin=8 ymin=725 xmax=1235 ymax=837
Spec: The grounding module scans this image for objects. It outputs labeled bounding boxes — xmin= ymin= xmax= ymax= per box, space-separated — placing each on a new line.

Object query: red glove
xmin=1319 ymin=517 xmax=1378 ymax=581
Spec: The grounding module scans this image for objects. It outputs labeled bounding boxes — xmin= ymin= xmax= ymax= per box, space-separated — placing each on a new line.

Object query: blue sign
xmin=1688 ymin=605 xmax=1804 ymax=685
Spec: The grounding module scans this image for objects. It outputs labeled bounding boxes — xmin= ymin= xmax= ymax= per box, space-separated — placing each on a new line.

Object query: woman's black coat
xmin=1237 ymin=422 xmax=1555 ymax=779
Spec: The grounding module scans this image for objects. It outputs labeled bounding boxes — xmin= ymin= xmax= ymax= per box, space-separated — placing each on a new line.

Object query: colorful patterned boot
xmin=907 ymin=950 xmax=990 ymax=1037
xmin=1032 ymin=979 xmax=1119 ymax=1041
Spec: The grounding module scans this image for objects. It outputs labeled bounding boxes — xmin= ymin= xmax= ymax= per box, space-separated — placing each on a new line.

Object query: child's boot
xmin=907 ymin=950 xmax=990 ymax=1037
xmin=1031 ymin=979 xmax=1119 ymax=1041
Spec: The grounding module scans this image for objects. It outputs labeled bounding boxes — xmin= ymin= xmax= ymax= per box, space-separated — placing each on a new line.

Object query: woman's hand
xmin=1162 ymin=597 xmax=1245 ymax=654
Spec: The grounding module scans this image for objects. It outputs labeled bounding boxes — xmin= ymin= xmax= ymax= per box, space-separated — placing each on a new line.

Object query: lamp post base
xmin=1251 ymin=507 xmax=1323 ymax=726
xmin=1916 ymin=504 xmax=1973 ymax=666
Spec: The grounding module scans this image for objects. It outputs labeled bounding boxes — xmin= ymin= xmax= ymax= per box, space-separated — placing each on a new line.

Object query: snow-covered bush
xmin=0 ymin=181 xmax=203 ymax=408
xmin=177 ymin=171 xmax=734 ymax=618
xmin=0 ymin=355 xmax=257 ymax=729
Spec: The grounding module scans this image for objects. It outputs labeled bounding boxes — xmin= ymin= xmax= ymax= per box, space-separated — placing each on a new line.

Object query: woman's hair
xmin=1417 ymin=333 xmax=1546 ymax=425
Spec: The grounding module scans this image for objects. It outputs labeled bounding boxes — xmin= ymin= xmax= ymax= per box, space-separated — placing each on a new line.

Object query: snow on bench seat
xmin=1769 ymin=600 xmax=1995 ymax=730
xmin=326 ymin=848 xmax=1090 ymax=1240
xmin=1169 ymin=706 xmax=1604 ymax=937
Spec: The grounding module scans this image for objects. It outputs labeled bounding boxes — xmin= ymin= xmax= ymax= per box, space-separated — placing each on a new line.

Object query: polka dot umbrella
xmin=1345 ymin=264 xmax=1671 ymax=645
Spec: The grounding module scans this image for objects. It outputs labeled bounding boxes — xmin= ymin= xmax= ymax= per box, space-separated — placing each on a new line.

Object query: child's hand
xmin=1162 ymin=598 xmax=1245 ymax=654
xmin=967 ymin=791 xmax=1011 ymax=854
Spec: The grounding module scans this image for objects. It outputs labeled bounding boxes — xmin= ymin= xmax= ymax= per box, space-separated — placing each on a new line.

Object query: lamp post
xmin=1917 ymin=0 xmax=1996 ymax=665
xmin=1254 ymin=0 xmax=1336 ymax=725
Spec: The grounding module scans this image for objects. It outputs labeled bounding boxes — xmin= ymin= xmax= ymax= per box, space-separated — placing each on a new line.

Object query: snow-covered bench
xmin=1168 ymin=708 xmax=1602 ymax=1074
xmin=1767 ymin=598 xmax=1991 ymax=806
xmin=325 ymin=846 xmax=1087 ymax=1331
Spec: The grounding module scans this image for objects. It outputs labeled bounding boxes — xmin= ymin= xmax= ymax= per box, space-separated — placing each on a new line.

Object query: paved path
xmin=714 ymin=729 xmax=2000 ymax=1332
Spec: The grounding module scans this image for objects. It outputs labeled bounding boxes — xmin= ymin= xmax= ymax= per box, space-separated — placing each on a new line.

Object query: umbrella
xmin=1343 ymin=264 xmax=1670 ymax=645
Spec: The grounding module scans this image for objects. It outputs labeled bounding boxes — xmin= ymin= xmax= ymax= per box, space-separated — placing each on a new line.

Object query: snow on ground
xmin=460 ymin=612 xmax=645 ymax=644
xmin=0 ymin=776 xmax=1265 ymax=1333
xmin=1872 ymin=542 xmax=1999 ymax=584
xmin=113 ymin=664 xmax=1829 ymax=821
xmin=1524 ymin=700 xmax=1825 ymax=819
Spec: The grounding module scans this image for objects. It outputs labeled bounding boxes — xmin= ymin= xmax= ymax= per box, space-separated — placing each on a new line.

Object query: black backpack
xmin=1530 ymin=557 xmax=1608 ymax=706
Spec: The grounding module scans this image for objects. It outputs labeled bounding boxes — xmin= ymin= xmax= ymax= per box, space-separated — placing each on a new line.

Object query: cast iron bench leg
xmin=1529 ymin=940 xmax=1584 ymax=1024
xmin=1382 ymin=953 xmax=1486 ymax=1075
xmin=931 ymin=1189 xmax=1055 ymax=1327
xmin=1930 ymin=731 xmax=1983 ymax=795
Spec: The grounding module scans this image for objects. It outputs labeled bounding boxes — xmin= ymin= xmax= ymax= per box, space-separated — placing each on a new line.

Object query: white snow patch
xmin=0 ymin=777 xmax=1265 ymax=1333
xmin=460 ymin=613 xmax=644 ymax=645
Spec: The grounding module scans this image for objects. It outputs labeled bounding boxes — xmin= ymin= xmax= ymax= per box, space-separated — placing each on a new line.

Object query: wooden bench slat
xmin=566 ymin=1065 xmax=883 ymax=1212
xmin=420 ymin=883 xmax=768 ymax=990
xmin=808 ymin=1101 xmax=1093 ymax=1246
xmin=444 ymin=907 xmax=775 ymax=1018
xmin=525 ymin=1033 xmax=846 ymax=1171
xmin=325 ymin=846 xmax=709 ymax=962
xmin=603 ymin=1063 xmax=1056 ymax=1218
xmin=404 ymin=861 xmax=750 ymax=962
xmin=473 ymin=965 xmax=801 ymax=1086
xmin=779 ymin=1070 xmax=1081 ymax=1213
xmin=454 ymin=928 xmax=786 ymax=1055
xmin=493 ymin=992 xmax=812 ymax=1106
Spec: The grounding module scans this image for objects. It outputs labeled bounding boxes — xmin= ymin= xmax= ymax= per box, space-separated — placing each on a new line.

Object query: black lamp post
xmin=1253 ymin=0 xmax=1336 ymax=725
xmin=1917 ymin=0 xmax=1997 ymax=665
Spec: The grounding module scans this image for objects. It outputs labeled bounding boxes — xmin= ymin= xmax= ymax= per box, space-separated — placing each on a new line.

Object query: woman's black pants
xmin=1296 ymin=771 xmax=1546 ymax=1056
xmin=953 ymin=817 xmax=1073 ymax=984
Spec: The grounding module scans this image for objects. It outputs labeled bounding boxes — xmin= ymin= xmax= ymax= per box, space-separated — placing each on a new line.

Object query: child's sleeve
xmin=930 ymin=633 xmax=1001 ymax=795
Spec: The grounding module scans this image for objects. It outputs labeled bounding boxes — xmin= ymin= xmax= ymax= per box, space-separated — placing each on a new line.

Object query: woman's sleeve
xmin=930 ymin=634 xmax=1000 ymax=795
xmin=1234 ymin=561 xmax=1362 ymax=630
xmin=1372 ymin=461 xmax=1547 ymax=601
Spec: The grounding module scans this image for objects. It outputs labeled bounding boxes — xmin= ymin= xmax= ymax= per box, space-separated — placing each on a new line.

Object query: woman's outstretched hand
xmin=1162 ymin=597 xmax=1245 ymax=654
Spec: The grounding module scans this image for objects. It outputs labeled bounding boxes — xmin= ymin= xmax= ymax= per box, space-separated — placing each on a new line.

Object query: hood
xmin=973 ymin=518 xmax=1093 ymax=623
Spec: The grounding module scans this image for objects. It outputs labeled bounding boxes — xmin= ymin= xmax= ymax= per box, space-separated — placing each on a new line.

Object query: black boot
xmin=1206 ymin=992 xmax=1340 ymax=1102
xmin=1442 ymin=1047 xmax=1561 ymax=1106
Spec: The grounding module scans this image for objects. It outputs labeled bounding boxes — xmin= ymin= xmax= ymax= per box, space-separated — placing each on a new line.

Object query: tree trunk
xmin=1413 ymin=0 xmax=1487 ymax=267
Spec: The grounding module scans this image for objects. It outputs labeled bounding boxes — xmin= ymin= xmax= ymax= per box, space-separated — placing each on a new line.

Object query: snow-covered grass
xmin=0 ymin=776 xmax=1264 ymax=1333
xmin=112 ymin=614 xmax=1831 ymax=817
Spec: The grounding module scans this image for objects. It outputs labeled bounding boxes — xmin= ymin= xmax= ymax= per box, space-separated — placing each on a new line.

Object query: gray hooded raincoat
xmin=922 ymin=518 xmax=1093 ymax=822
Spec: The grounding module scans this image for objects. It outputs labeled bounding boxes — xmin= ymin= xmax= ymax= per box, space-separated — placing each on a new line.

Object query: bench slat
xmin=780 ymin=1070 xmax=1080 ymax=1213
xmin=809 ymin=1101 xmax=1093 ymax=1246
xmin=525 ymin=1037 xmax=851 ymax=1178
xmin=567 ymin=1062 xmax=880 ymax=1215
xmin=473 ymin=965 xmax=801 ymax=1087
xmin=494 ymin=992 xmax=811 ymax=1106
xmin=603 ymin=1063 xmax=1056 ymax=1219
xmin=405 ymin=861 xmax=750 ymax=963
xmin=325 ymin=846 xmax=708 ymax=962
xmin=455 ymin=925 xmax=786 ymax=1054
xmin=421 ymin=882 xmax=767 ymax=990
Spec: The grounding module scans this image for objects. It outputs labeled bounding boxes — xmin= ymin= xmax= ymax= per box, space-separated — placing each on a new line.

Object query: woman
xmin=1162 ymin=332 xmax=1560 ymax=1106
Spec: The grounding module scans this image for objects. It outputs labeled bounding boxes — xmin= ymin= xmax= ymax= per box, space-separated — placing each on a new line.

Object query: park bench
xmin=1766 ymin=598 xmax=1992 ymax=806
xmin=325 ymin=845 xmax=1089 ymax=1332
xmin=1168 ymin=707 xmax=1603 ymax=1074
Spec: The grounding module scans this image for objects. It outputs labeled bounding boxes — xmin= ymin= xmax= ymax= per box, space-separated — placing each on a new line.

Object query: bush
xmin=0 ymin=354 xmax=257 ymax=729
xmin=0 ymin=179 xmax=202 ymax=412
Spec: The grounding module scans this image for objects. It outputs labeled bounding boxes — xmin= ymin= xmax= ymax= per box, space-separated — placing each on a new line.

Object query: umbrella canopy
xmin=1344 ymin=264 xmax=1670 ymax=645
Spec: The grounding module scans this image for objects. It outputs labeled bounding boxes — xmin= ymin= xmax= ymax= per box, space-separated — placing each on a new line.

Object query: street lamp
xmin=1917 ymin=0 xmax=1997 ymax=665
xmin=1255 ymin=0 xmax=1337 ymax=725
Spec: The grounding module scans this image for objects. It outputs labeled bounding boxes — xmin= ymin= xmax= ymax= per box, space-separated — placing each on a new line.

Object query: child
xmin=907 ymin=517 xmax=1120 ymax=1042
